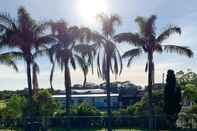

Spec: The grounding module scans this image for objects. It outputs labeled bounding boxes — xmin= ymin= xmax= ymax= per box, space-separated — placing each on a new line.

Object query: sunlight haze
xmin=0 ymin=0 xmax=196 ymax=90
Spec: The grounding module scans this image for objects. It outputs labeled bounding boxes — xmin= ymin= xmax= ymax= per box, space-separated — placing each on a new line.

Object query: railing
xmin=1 ymin=115 xmax=197 ymax=130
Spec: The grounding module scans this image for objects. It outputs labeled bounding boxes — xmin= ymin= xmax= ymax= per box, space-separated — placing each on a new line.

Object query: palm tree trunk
xmin=50 ymin=62 xmax=55 ymax=92
xmin=83 ymin=74 xmax=87 ymax=88
xmin=26 ymin=61 xmax=33 ymax=121
xmin=32 ymin=66 xmax=38 ymax=94
xmin=148 ymin=52 xmax=154 ymax=129
xmin=106 ymin=56 xmax=112 ymax=131
xmin=64 ymin=62 xmax=71 ymax=128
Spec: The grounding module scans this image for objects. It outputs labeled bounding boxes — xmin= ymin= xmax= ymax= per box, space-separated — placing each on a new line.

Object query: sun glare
xmin=77 ymin=0 xmax=108 ymax=25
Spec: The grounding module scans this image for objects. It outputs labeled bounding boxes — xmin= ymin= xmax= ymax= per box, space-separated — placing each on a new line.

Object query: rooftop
xmin=52 ymin=93 xmax=119 ymax=98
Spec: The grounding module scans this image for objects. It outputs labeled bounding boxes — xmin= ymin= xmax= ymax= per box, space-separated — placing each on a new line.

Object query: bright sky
xmin=0 ymin=0 xmax=197 ymax=90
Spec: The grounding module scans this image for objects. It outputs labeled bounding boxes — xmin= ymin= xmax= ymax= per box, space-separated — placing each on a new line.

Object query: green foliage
xmin=183 ymin=84 xmax=197 ymax=102
xmin=1 ymin=96 xmax=26 ymax=119
xmin=186 ymin=104 xmax=197 ymax=114
xmin=0 ymin=90 xmax=60 ymax=121
xmin=74 ymin=102 xmax=100 ymax=116
xmin=127 ymin=91 xmax=164 ymax=116
xmin=0 ymin=100 xmax=6 ymax=109
xmin=32 ymin=90 xmax=60 ymax=117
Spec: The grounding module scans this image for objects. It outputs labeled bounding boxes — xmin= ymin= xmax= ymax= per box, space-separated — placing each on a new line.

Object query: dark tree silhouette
xmin=0 ymin=7 xmax=55 ymax=119
xmin=48 ymin=21 xmax=93 ymax=116
xmin=164 ymin=69 xmax=182 ymax=129
xmin=115 ymin=15 xmax=193 ymax=129
xmin=94 ymin=14 xmax=123 ymax=131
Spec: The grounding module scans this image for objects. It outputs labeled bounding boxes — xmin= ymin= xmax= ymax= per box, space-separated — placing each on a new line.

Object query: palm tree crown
xmin=115 ymin=15 xmax=193 ymax=80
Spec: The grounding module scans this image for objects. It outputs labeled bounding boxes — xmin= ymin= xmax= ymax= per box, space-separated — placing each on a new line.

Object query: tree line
xmin=0 ymin=6 xmax=194 ymax=130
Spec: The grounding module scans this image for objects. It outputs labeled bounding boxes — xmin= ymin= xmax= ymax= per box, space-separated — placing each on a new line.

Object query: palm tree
xmin=0 ymin=7 xmax=55 ymax=119
xmin=94 ymin=14 xmax=122 ymax=131
xmin=114 ymin=15 xmax=194 ymax=128
xmin=48 ymin=21 xmax=92 ymax=115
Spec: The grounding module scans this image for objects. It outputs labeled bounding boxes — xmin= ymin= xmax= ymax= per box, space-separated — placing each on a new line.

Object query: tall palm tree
xmin=114 ymin=15 xmax=194 ymax=128
xmin=0 ymin=7 xmax=55 ymax=119
xmin=94 ymin=14 xmax=122 ymax=131
xmin=48 ymin=21 xmax=92 ymax=115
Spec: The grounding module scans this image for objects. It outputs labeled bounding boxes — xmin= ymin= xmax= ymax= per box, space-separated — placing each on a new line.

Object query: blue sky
xmin=0 ymin=0 xmax=197 ymax=90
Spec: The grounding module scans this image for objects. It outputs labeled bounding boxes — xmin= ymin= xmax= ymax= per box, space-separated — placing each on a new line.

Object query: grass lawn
xmin=48 ymin=128 xmax=143 ymax=131
xmin=0 ymin=128 xmax=142 ymax=131
xmin=0 ymin=100 xmax=6 ymax=109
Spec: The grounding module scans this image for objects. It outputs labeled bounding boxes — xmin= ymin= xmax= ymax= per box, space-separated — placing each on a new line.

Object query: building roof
xmin=52 ymin=93 xmax=119 ymax=98
xmin=72 ymin=89 xmax=105 ymax=94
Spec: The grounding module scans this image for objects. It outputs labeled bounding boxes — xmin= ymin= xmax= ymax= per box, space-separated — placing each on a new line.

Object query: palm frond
xmin=96 ymin=13 xmax=121 ymax=37
xmin=157 ymin=25 xmax=181 ymax=43
xmin=79 ymin=27 xmax=92 ymax=42
xmin=33 ymin=22 xmax=50 ymax=35
xmin=97 ymin=52 xmax=102 ymax=78
xmin=0 ymin=51 xmax=24 ymax=60
xmin=115 ymin=47 xmax=123 ymax=75
xmin=74 ymin=44 xmax=96 ymax=56
xmin=70 ymin=56 xmax=76 ymax=70
xmin=110 ymin=14 xmax=121 ymax=27
xmin=18 ymin=6 xmax=36 ymax=31
xmin=114 ymin=33 xmax=145 ymax=47
xmin=135 ymin=16 xmax=146 ymax=35
xmin=74 ymin=54 xmax=87 ymax=74
xmin=163 ymin=45 xmax=194 ymax=58
xmin=144 ymin=15 xmax=157 ymax=37
xmin=36 ymin=35 xmax=57 ymax=46
xmin=0 ymin=55 xmax=18 ymax=71
xmin=0 ymin=12 xmax=17 ymax=31
xmin=32 ymin=48 xmax=49 ymax=59
xmin=122 ymin=48 xmax=143 ymax=67
xmin=154 ymin=43 xmax=163 ymax=53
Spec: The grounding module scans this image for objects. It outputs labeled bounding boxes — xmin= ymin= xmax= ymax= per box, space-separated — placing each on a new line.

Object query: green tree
xmin=95 ymin=14 xmax=123 ymax=131
xmin=127 ymin=91 xmax=164 ymax=116
xmin=3 ymin=95 xmax=27 ymax=119
xmin=75 ymin=102 xmax=99 ymax=116
xmin=33 ymin=90 xmax=59 ymax=129
xmin=183 ymin=84 xmax=197 ymax=102
xmin=115 ymin=15 xmax=193 ymax=128
xmin=164 ymin=70 xmax=182 ymax=128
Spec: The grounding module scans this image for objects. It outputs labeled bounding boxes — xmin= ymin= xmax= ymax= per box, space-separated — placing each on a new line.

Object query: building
xmin=53 ymin=93 xmax=120 ymax=109
xmin=144 ymin=83 xmax=165 ymax=92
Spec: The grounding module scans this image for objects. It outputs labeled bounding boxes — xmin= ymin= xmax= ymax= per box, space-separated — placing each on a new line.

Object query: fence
xmin=0 ymin=115 xmax=197 ymax=130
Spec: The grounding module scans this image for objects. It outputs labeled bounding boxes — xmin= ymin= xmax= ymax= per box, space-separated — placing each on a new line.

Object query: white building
xmin=53 ymin=93 xmax=120 ymax=109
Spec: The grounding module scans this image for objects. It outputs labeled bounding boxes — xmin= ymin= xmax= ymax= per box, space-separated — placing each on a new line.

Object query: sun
xmin=77 ymin=0 xmax=108 ymax=25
